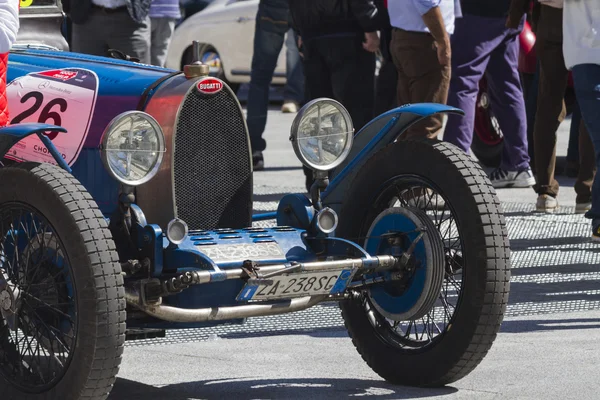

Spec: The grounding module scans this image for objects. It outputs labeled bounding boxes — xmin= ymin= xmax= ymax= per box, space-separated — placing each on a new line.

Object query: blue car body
xmin=6 ymin=48 xmax=462 ymax=330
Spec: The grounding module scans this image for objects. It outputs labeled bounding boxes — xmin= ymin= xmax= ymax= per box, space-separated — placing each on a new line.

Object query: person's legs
xmin=485 ymin=20 xmax=532 ymax=175
xmin=282 ymin=29 xmax=304 ymax=108
xmin=444 ymin=14 xmax=498 ymax=152
xmin=575 ymin=121 xmax=595 ymax=212
xmin=390 ymin=29 xmax=449 ymax=140
xmin=572 ymin=64 xmax=600 ymax=238
xmin=106 ymin=12 xmax=151 ymax=64
xmin=301 ymin=39 xmax=334 ymax=190
xmin=246 ymin=0 xmax=288 ymax=156
xmin=327 ymin=37 xmax=375 ymax=132
xmin=566 ymin=102 xmax=583 ymax=176
xmin=530 ymin=6 xmax=568 ymax=209
xmin=71 ymin=10 xmax=108 ymax=56
xmin=150 ymin=17 xmax=176 ymax=67
xmin=373 ymin=57 xmax=398 ymax=116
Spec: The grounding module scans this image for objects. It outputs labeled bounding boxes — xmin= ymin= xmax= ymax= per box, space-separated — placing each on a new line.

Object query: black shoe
xmin=593 ymin=223 xmax=600 ymax=243
xmin=252 ymin=151 xmax=264 ymax=171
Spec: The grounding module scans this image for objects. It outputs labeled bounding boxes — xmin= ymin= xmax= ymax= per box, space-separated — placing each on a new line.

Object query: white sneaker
xmin=536 ymin=194 xmax=558 ymax=213
xmin=489 ymin=168 xmax=536 ymax=188
xmin=281 ymin=101 xmax=299 ymax=113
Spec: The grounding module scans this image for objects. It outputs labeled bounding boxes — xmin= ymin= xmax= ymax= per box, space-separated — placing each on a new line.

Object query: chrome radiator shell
xmin=137 ymin=75 xmax=252 ymax=230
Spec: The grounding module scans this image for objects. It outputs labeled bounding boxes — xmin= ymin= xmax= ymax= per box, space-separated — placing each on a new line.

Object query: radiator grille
xmin=173 ymin=87 xmax=252 ymax=230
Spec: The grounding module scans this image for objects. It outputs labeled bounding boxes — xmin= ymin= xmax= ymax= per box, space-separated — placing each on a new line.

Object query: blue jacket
xmin=149 ymin=0 xmax=181 ymax=19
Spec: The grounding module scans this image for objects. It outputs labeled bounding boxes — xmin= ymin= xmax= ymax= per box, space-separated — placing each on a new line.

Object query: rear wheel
xmin=338 ymin=140 xmax=510 ymax=387
xmin=0 ymin=163 xmax=124 ymax=399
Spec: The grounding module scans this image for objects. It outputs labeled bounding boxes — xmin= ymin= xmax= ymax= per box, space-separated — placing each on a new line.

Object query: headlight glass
xmin=290 ymin=99 xmax=354 ymax=171
xmin=101 ymin=111 xmax=165 ymax=186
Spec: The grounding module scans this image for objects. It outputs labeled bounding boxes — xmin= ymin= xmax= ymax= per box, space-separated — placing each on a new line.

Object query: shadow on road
xmin=501 ymin=318 xmax=600 ymax=333
xmin=109 ymin=377 xmax=458 ymax=400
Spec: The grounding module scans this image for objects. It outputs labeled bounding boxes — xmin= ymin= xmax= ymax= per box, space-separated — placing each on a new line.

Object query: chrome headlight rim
xmin=290 ymin=98 xmax=354 ymax=172
xmin=100 ymin=111 xmax=166 ymax=187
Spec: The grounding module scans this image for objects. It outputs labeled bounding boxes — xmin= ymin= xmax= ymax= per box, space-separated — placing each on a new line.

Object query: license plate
xmin=237 ymin=268 xmax=356 ymax=301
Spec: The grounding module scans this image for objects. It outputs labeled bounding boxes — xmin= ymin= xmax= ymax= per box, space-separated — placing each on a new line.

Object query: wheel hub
xmin=0 ymin=278 xmax=20 ymax=331
xmin=364 ymin=207 xmax=445 ymax=321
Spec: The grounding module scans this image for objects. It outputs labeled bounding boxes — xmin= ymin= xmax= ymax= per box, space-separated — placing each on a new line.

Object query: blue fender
xmin=322 ymin=103 xmax=464 ymax=210
xmin=0 ymin=123 xmax=70 ymax=171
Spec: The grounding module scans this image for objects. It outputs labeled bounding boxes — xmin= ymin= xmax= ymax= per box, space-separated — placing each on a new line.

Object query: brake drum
xmin=364 ymin=207 xmax=445 ymax=322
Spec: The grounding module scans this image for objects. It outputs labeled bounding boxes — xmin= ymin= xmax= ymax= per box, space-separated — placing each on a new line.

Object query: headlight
xmin=100 ymin=111 xmax=166 ymax=186
xmin=290 ymin=98 xmax=354 ymax=171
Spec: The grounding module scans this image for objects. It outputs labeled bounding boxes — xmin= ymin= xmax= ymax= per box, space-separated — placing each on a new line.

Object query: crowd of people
xmin=249 ymin=0 xmax=600 ymax=239
xmin=1 ymin=0 xmax=600 ymax=239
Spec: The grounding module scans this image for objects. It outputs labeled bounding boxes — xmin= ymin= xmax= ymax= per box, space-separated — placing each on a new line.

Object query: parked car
xmin=0 ymin=3 xmax=510 ymax=399
xmin=166 ymin=0 xmax=287 ymax=92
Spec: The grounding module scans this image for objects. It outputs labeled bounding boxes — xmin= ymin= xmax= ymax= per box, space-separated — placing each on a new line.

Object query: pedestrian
xmin=508 ymin=0 xmax=594 ymax=212
xmin=387 ymin=0 xmax=457 ymax=139
xmin=563 ymin=0 xmax=600 ymax=240
xmin=149 ymin=0 xmax=181 ymax=67
xmin=444 ymin=0 xmax=535 ymax=189
xmin=373 ymin=0 xmax=398 ymax=116
xmin=0 ymin=0 xmax=19 ymax=127
xmin=289 ymin=0 xmax=381 ymax=191
xmin=63 ymin=0 xmax=152 ymax=64
xmin=246 ymin=0 xmax=305 ymax=171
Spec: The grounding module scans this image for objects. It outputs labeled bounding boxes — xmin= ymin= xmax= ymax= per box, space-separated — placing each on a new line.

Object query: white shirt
xmin=0 ymin=0 xmax=19 ymax=53
xmin=563 ymin=0 xmax=600 ymax=69
xmin=92 ymin=0 xmax=128 ymax=8
xmin=388 ymin=0 xmax=457 ymax=35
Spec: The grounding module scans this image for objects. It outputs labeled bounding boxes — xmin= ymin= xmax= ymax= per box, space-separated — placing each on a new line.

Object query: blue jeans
xmin=246 ymin=0 xmax=305 ymax=152
xmin=572 ymin=64 xmax=600 ymax=225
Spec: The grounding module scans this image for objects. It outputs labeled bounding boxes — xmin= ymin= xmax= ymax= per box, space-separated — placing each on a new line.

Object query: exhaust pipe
xmin=125 ymin=288 xmax=326 ymax=323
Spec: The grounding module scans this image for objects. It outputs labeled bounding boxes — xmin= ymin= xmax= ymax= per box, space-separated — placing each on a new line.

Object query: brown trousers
xmin=533 ymin=5 xmax=594 ymax=203
xmin=390 ymin=28 xmax=450 ymax=140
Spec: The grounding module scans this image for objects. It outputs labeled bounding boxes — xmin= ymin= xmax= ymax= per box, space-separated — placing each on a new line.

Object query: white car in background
xmin=166 ymin=0 xmax=288 ymax=92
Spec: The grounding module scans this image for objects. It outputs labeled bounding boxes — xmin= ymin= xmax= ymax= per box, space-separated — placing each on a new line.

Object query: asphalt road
xmin=109 ymin=108 xmax=600 ymax=400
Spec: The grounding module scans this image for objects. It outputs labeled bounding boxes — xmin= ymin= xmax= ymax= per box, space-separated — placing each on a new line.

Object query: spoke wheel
xmin=362 ymin=177 xmax=463 ymax=351
xmin=338 ymin=140 xmax=510 ymax=387
xmin=0 ymin=163 xmax=124 ymax=400
xmin=0 ymin=206 xmax=77 ymax=392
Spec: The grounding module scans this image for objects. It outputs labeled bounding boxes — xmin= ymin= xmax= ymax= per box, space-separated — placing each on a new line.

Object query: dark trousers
xmin=72 ymin=8 xmax=151 ymax=63
xmin=247 ymin=0 xmax=305 ymax=153
xmin=390 ymin=28 xmax=450 ymax=139
xmin=302 ymin=35 xmax=376 ymax=184
xmin=445 ymin=14 xmax=529 ymax=171
xmin=573 ymin=64 xmax=600 ymax=223
xmin=533 ymin=6 xmax=594 ymax=202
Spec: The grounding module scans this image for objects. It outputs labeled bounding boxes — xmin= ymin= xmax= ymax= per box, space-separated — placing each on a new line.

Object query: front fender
xmin=322 ymin=103 xmax=464 ymax=210
xmin=0 ymin=123 xmax=69 ymax=171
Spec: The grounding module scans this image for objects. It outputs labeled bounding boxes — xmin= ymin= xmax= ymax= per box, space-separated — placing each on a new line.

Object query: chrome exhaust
xmin=125 ymin=287 xmax=326 ymax=323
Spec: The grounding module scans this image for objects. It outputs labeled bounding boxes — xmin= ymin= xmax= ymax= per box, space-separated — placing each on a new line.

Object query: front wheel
xmin=0 ymin=163 xmax=125 ymax=399
xmin=338 ymin=140 xmax=510 ymax=387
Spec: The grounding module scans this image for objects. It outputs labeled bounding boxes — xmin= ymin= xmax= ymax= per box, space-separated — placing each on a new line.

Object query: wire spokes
xmin=362 ymin=177 xmax=465 ymax=350
xmin=0 ymin=204 xmax=76 ymax=392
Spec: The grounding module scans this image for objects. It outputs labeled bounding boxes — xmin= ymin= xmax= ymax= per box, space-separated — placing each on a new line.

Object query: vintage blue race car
xmin=0 ymin=3 xmax=511 ymax=399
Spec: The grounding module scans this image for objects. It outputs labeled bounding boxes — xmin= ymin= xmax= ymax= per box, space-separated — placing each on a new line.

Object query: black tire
xmin=182 ymin=44 xmax=240 ymax=94
xmin=0 ymin=163 xmax=125 ymax=399
xmin=338 ymin=140 xmax=510 ymax=387
xmin=471 ymin=130 xmax=502 ymax=168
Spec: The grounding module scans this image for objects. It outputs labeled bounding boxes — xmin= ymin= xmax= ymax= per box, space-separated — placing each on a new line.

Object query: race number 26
xmin=11 ymin=91 xmax=68 ymax=140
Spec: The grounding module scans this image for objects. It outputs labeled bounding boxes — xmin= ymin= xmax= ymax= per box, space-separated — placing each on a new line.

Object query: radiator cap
xmin=184 ymin=41 xmax=210 ymax=79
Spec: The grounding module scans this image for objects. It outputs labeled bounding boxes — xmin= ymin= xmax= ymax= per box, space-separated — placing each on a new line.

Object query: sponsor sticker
xmin=196 ymin=77 xmax=224 ymax=95
xmin=7 ymin=68 xmax=99 ymax=166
